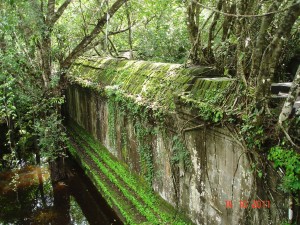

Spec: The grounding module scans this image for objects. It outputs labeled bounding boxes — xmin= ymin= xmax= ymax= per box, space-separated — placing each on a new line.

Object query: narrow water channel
xmin=0 ymin=158 xmax=123 ymax=225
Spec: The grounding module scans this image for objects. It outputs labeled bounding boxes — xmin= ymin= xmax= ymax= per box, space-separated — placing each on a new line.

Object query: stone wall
xmin=66 ymin=82 xmax=288 ymax=225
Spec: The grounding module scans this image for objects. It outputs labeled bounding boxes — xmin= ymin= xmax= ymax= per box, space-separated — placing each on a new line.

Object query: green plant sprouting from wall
xmin=121 ymin=127 xmax=128 ymax=161
xmin=171 ymin=135 xmax=192 ymax=171
xmin=106 ymin=87 xmax=163 ymax=187
xmin=134 ymin=120 xmax=154 ymax=187
xmin=179 ymin=88 xmax=228 ymax=123
xmin=106 ymin=87 xmax=193 ymax=197
xmin=107 ymin=98 xmax=116 ymax=148
xmin=240 ymin=111 xmax=265 ymax=149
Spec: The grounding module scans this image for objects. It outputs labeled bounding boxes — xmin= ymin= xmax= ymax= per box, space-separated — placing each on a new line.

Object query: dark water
xmin=0 ymin=159 xmax=123 ymax=225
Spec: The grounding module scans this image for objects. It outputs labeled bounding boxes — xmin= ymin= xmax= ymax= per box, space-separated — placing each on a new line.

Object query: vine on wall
xmin=134 ymin=120 xmax=154 ymax=187
xmin=107 ymin=98 xmax=116 ymax=148
xmin=171 ymin=135 xmax=192 ymax=171
xmin=105 ymin=87 xmax=192 ymax=188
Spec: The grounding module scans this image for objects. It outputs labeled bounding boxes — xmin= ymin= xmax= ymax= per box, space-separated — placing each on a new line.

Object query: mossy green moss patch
xmin=69 ymin=57 xmax=235 ymax=123
xmin=67 ymin=121 xmax=194 ymax=225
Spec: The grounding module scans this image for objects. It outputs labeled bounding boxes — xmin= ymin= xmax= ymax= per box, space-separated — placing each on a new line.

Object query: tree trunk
xmin=235 ymin=0 xmax=247 ymax=85
xmin=40 ymin=33 xmax=51 ymax=89
xmin=250 ymin=0 xmax=282 ymax=81
xmin=186 ymin=0 xmax=201 ymax=65
xmin=206 ymin=0 xmax=222 ymax=63
xmin=50 ymin=157 xmax=67 ymax=182
xmin=278 ymin=65 xmax=300 ymax=124
xmin=222 ymin=2 xmax=236 ymax=41
xmin=255 ymin=1 xmax=300 ymax=105
xmin=125 ymin=1 xmax=133 ymax=59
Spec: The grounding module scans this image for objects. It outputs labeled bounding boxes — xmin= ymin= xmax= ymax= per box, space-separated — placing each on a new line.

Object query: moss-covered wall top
xmin=68 ymin=57 xmax=234 ymax=117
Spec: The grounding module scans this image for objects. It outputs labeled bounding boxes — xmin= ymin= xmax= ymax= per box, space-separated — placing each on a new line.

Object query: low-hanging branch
xmin=50 ymin=0 xmax=72 ymax=25
xmin=61 ymin=0 xmax=128 ymax=70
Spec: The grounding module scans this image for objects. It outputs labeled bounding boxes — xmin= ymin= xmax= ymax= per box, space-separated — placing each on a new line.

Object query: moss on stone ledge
xmin=69 ymin=57 xmax=234 ymax=117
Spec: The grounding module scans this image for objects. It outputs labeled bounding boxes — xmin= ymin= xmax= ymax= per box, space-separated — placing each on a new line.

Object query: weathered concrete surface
xmin=66 ymin=58 xmax=289 ymax=225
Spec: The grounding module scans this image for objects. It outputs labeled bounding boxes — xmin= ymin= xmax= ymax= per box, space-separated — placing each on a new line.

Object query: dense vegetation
xmin=0 ymin=0 xmax=299 ymax=219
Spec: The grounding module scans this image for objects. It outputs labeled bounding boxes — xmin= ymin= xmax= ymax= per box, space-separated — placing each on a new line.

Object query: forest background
xmin=0 ymin=0 xmax=299 ymax=200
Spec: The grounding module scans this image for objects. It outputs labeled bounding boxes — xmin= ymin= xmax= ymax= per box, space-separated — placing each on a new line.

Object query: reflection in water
xmin=0 ymin=166 xmax=50 ymax=194
xmin=70 ymin=196 xmax=88 ymax=225
xmin=0 ymin=159 xmax=122 ymax=225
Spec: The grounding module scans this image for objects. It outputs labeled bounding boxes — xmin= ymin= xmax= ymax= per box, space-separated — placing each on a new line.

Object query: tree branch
xmin=78 ymin=0 xmax=88 ymax=36
xmin=47 ymin=0 xmax=55 ymax=18
xmin=61 ymin=0 xmax=127 ymax=70
xmin=278 ymin=123 xmax=300 ymax=149
xmin=100 ymin=30 xmax=119 ymax=56
xmin=87 ymin=24 xmax=135 ymax=35
xmin=109 ymin=26 xmax=133 ymax=35
xmin=40 ymin=0 xmax=44 ymax=15
xmin=51 ymin=0 xmax=73 ymax=25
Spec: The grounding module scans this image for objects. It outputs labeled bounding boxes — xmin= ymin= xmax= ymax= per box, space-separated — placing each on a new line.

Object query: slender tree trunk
xmin=236 ymin=0 xmax=247 ymax=85
xmin=222 ymin=2 xmax=236 ymax=41
xmin=49 ymin=156 xmax=67 ymax=182
xmin=40 ymin=32 xmax=52 ymax=89
xmin=250 ymin=1 xmax=282 ymax=81
xmin=186 ymin=0 xmax=201 ymax=65
xmin=278 ymin=65 xmax=300 ymax=124
xmin=255 ymin=1 xmax=300 ymax=105
xmin=206 ymin=0 xmax=222 ymax=63
xmin=125 ymin=1 xmax=133 ymax=59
